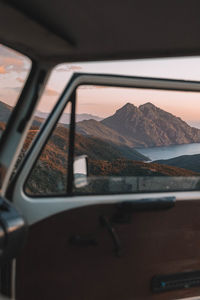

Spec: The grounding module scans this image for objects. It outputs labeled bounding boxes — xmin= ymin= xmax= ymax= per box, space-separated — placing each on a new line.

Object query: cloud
xmin=2 ymin=57 xmax=26 ymax=73
xmin=0 ymin=66 xmax=6 ymax=74
xmin=0 ymin=56 xmax=26 ymax=74
xmin=45 ymin=88 xmax=59 ymax=97
xmin=0 ymin=44 xmax=29 ymax=74
xmin=56 ymin=65 xmax=82 ymax=72
xmin=16 ymin=77 xmax=25 ymax=83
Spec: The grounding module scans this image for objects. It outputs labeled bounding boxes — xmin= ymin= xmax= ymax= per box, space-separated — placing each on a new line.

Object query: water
xmin=135 ymin=143 xmax=200 ymax=161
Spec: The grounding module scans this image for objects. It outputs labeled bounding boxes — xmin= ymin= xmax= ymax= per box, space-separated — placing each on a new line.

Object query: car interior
xmin=1 ymin=1 xmax=200 ymax=300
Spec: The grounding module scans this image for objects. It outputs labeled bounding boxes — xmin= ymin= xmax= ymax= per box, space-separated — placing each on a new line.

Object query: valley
xmin=1 ymin=99 xmax=200 ymax=195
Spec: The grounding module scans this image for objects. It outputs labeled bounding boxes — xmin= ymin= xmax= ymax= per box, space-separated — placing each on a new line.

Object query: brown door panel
xmin=16 ymin=200 xmax=200 ymax=300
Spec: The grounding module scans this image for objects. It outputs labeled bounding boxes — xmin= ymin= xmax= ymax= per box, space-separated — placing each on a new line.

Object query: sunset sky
xmin=1 ymin=44 xmax=200 ymax=121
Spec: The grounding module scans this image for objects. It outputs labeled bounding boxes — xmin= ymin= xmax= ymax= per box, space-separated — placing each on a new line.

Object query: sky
xmin=1 ymin=44 xmax=200 ymax=122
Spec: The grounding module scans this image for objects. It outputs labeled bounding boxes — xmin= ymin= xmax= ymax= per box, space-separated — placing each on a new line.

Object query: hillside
xmin=24 ymin=124 xmax=200 ymax=195
xmin=25 ymin=124 xmax=148 ymax=194
xmin=102 ymin=102 xmax=200 ymax=147
xmin=76 ymin=119 xmax=134 ymax=147
xmin=0 ymin=100 xmax=44 ymax=128
xmin=88 ymin=159 xmax=199 ymax=177
xmin=155 ymin=154 xmax=200 ymax=173
xmin=48 ymin=125 xmax=148 ymax=161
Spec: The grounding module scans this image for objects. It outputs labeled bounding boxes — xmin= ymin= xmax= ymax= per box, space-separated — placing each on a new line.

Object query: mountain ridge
xmin=35 ymin=111 xmax=103 ymax=123
xmin=101 ymin=102 xmax=200 ymax=147
xmin=155 ymin=154 xmax=200 ymax=173
xmin=2 ymin=99 xmax=200 ymax=149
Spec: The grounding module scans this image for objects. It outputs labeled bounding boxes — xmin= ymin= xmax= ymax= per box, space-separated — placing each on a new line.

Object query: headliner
xmin=1 ymin=0 xmax=200 ymax=64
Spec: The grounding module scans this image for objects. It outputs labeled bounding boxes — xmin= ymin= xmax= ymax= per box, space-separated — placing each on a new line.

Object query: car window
xmin=24 ymin=102 xmax=71 ymax=196
xmin=73 ymin=85 xmax=200 ymax=195
xmin=0 ymin=44 xmax=31 ymax=138
xmin=24 ymin=81 xmax=200 ymax=197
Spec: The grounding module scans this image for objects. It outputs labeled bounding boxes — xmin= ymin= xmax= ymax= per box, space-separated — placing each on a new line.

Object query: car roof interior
xmin=1 ymin=0 xmax=200 ymax=64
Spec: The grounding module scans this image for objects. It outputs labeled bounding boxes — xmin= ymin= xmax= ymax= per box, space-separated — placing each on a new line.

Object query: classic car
xmin=1 ymin=1 xmax=200 ymax=300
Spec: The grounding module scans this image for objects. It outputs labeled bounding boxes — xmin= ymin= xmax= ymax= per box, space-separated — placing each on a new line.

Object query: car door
xmin=8 ymin=73 xmax=200 ymax=300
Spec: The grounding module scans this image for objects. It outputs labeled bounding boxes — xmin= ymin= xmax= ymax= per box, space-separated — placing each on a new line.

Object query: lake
xmin=135 ymin=143 xmax=200 ymax=161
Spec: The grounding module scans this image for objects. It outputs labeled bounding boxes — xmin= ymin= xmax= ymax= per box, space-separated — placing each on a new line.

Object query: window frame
xmin=9 ymin=72 xmax=200 ymax=223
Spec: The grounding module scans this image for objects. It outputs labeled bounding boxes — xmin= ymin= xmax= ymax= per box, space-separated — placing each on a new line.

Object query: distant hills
xmin=0 ymin=100 xmax=45 ymax=128
xmin=2 ymin=99 xmax=200 ymax=150
xmin=155 ymin=154 xmax=200 ymax=173
xmin=35 ymin=111 xmax=102 ymax=123
xmin=0 ymin=100 xmax=147 ymax=162
xmin=0 ymin=100 xmax=103 ymax=129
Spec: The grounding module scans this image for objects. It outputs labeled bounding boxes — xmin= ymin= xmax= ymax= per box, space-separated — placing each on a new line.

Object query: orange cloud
xmin=16 ymin=77 xmax=25 ymax=83
xmin=1 ymin=57 xmax=23 ymax=67
xmin=0 ymin=65 xmax=6 ymax=74
xmin=0 ymin=56 xmax=26 ymax=73
xmin=45 ymin=88 xmax=59 ymax=97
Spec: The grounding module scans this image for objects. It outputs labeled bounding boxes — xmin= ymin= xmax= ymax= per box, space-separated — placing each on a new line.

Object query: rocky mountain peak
xmin=116 ymin=102 xmax=136 ymax=114
xmin=101 ymin=101 xmax=200 ymax=147
xmin=139 ymin=102 xmax=157 ymax=111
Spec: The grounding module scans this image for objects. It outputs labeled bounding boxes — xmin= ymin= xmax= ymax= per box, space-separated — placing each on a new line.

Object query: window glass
xmin=22 ymin=54 xmax=200 ymax=197
xmin=0 ymin=44 xmax=31 ymax=138
xmin=17 ymin=64 xmax=80 ymax=183
xmin=73 ymin=85 xmax=200 ymax=195
xmin=25 ymin=102 xmax=71 ymax=196
xmin=32 ymin=65 xmax=72 ymax=128
xmin=17 ymin=65 xmax=72 ymax=174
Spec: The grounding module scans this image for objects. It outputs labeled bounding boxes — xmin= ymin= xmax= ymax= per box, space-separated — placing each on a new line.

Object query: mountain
xmin=76 ymin=119 xmax=151 ymax=160
xmin=102 ymin=102 xmax=200 ymax=147
xmin=0 ymin=100 xmax=102 ymax=129
xmin=155 ymin=154 xmax=200 ymax=173
xmin=35 ymin=111 xmax=102 ymax=123
xmin=23 ymin=124 xmax=148 ymax=162
xmin=76 ymin=119 xmax=134 ymax=147
xmin=89 ymin=159 xmax=199 ymax=177
xmin=74 ymin=133 xmax=148 ymax=161
xmin=0 ymin=100 xmax=44 ymax=129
